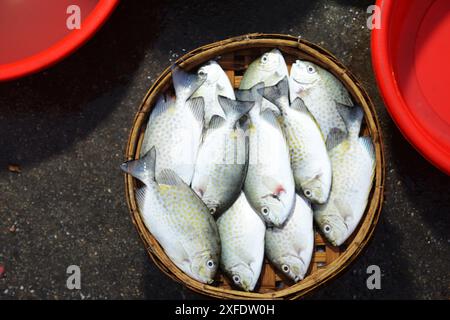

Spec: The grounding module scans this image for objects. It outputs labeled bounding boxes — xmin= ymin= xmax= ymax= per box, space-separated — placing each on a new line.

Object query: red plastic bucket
xmin=0 ymin=0 xmax=119 ymax=81
xmin=372 ymin=0 xmax=450 ymax=175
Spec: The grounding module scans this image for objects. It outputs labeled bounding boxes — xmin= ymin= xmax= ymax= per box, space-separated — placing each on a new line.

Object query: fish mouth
xmin=268 ymin=217 xmax=284 ymax=228
xmin=330 ymin=240 xmax=341 ymax=247
xmin=294 ymin=275 xmax=304 ymax=282
xmin=292 ymin=78 xmax=318 ymax=86
xmin=241 ymin=279 xmax=256 ymax=292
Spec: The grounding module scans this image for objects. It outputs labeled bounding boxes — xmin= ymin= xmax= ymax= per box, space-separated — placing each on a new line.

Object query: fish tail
xmin=172 ymin=66 xmax=205 ymax=105
xmin=335 ymin=102 xmax=364 ymax=140
xmin=235 ymin=82 xmax=264 ymax=103
xmin=258 ymin=77 xmax=289 ymax=112
xmin=120 ymin=147 xmax=156 ymax=185
xmin=235 ymin=83 xmax=264 ymax=116
xmin=218 ymin=96 xmax=254 ymax=123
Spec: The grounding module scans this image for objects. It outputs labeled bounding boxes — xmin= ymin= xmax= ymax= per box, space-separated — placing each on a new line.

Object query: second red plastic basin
xmin=372 ymin=0 xmax=450 ymax=175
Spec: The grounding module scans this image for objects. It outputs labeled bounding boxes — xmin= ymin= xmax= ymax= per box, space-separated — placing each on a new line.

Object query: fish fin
xmin=258 ymin=77 xmax=290 ymax=110
xmin=218 ymin=96 xmax=254 ymax=122
xmin=235 ymin=82 xmax=264 ymax=103
xmin=326 ymin=128 xmax=347 ymax=151
xmin=120 ymin=147 xmax=156 ymax=185
xmin=135 ymin=187 xmax=147 ymax=213
xmin=259 ymin=109 xmax=281 ymax=130
xmin=359 ymin=136 xmax=375 ymax=162
xmin=208 ymin=115 xmax=226 ymax=130
xmin=290 ymin=97 xmax=311 ymax=113
xmin=205 ymin=108 xmax=227 ymax=128
xmin=172 ymin=66 xmax=206 ymax=104
xmin=156 ymin=169 xmax=186 ymax=187
xmin=335 ymin=102 xmax=364 ymax=139
xmin=186 ymin=97 xmax=205 ymax=123
xmin=149 ymin=94 xmax=173 ymax=122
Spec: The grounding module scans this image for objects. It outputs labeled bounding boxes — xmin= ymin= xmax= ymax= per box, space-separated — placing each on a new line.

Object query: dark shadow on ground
xmin=153 ymin=0 xmax=315 ymax=52
xmin=390 ymin=122 xmax=450 ymax=241
xmin=0 ymin=1 xmax=166 ymax=169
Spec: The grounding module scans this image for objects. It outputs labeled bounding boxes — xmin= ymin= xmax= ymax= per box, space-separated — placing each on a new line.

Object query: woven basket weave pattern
xmin=124 ymin=34 xmax=385 ymax=300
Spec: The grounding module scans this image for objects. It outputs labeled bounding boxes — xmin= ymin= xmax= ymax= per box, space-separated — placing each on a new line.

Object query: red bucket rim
xmin=371 ymin=0 xmax=450 ymax=175
xmin=0 ymin=0 xmax=119 ymax=82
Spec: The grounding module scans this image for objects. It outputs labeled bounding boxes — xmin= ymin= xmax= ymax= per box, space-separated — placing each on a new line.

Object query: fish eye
xmin=261 ymin=55 xmax=269 ymax=64
xmin=198 ymin=69 xmax=207 ymax=78
xmin=324 ymin=224 xmax=332 ymax=234
xmin=304 ymin=189 xmax=313 ymax=198
xmin=307 ymin=66 xmax=315 ymax=74
xmin=232 ymin=275 xmax=241 ymax=284
xmin=261 ymin=206 xmax=270 ymax=216
xmin=206 ymin=260 xmax=215 ymax=269
xmin=281 ymin=264 xmax=290 ymax=273
xmin=209 ymin=207 xmax=217 ymax=215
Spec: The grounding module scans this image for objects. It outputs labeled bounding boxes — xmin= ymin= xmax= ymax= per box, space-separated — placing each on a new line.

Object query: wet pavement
xmin=0 ymin=0 xmax=449 ymax=300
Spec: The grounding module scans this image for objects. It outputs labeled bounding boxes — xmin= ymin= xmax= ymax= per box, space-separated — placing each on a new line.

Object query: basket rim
xmin=123 ymin=33 xmax=385 ymax=300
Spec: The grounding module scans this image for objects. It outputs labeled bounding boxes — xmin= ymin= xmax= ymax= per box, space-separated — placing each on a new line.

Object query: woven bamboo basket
xmin=124 ymin=34 xmax=385 ymax=300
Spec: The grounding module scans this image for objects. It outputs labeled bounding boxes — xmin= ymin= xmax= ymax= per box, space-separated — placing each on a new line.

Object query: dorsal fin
xmin=208 ymin=115 xmax=226 ymax=130
xmin=156 ymin=169 xmax=186 ymax=187
xmin=186 ymin=97 xmax=205 ymax=123
xmin=149 ymin=94 xmax=175 ymax=122
xmin=135 ymin=187 xmax=147 ymax=213
xmin=359 ymin=136 xmax=375 ymax=162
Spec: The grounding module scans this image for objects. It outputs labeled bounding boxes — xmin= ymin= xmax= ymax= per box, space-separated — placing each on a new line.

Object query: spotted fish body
xmin=265 ymin=195 xmax=314 ymax=282
xmin=289 ymin=60 xmax=354 ymax=138
xmin=236 ymin=84 xmax=295 ymax=227
xmin=191 ymin=97 xmax=253 ymax=215
xmin=217 ymin=193 xmax=265 ymax=292
xmin=191 ymin=60 xmax=236 ymax=127
xmin=140 ymin=68 xmax=206 ymax=184
xmin=314 ymin=104 xmax=375 ymax=246
xmin=121 ymin=148 xmax=220 ymax=284
xmin=261 ymin=78 xmax=332 ymax=205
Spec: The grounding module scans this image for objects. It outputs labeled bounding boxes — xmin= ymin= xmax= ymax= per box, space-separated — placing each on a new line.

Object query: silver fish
xmin=191 ymin=97 xmax=253 ymax=215
xmin=260 ymin=77 xmax=332 ymax=204
xmin=236 ymin=84 xmax=295 ymax=227
xmin=191 ymin=60 xmax=236 ymax=127
xmin=217 ymin=193 xmax=265 ymax=292
xmin=314 ymin=104 xmax=375 ymax=246
xmin=289 ymin=60 xmax=354 ymax=138
xmin=265 ymin=195 xmax=314 ymax=282
xmin=121 ymin=147 xmax=221 ymax=284
xmin=239 ymin=49 xmax=289 ymax=116
xmin=140 ymin=67 xmax=206 ymax=184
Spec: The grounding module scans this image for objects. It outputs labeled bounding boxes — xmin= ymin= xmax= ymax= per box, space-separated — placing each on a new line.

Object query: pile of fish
xmin=121 ymin=49 xmax=376 ymax=291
